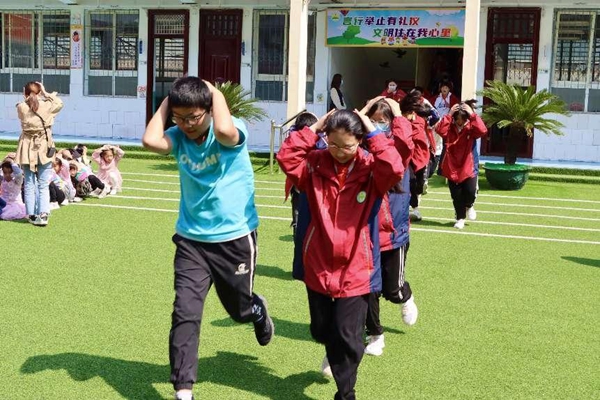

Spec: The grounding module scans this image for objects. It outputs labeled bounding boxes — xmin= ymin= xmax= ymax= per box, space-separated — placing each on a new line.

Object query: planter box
xmin=483 ymin=163 xmax=531 ymax=190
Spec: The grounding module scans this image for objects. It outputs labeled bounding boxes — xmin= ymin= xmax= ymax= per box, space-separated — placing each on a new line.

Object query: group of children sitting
xmin=0 ymin=143 xmax=125 ymax=221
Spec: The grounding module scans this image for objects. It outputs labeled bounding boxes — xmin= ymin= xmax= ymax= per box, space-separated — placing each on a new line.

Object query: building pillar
xmin=286 ymin=0 xmax=309 ymax=119
xmin=462 ymin=0 xmax=481 ymax=100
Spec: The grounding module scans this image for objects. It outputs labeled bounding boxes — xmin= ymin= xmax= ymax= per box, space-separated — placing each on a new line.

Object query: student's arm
xmin=384 ymin=98 xmax=414 ymax=170
xmin=142 ymin=97 xmax=173 ymax=155
xmin=355 ymin=111 xmax=404 ymax=196
xmin=91 ymin=147 xmax=103 ymax=164
xmin=330 ymin=89 xmax=345 ymax=110
xmin=11 ymin=163 xmax=24 ymax=186
xmin=203 ymin=80 xmax=239 ymax=147
xmin=435 ymin=113 xmax=455 ymax=139
xmin=462 ymin=104 xmax=488 ymax=139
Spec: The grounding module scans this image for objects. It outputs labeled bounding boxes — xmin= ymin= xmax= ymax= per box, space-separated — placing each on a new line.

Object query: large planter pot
xmin=483 ymin=163 xmax=531 ymax=190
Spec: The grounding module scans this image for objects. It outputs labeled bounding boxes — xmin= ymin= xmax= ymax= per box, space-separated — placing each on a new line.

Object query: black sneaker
xmin=28 ymin=215 xmax=37 ymax=225
xmin=252 ymin=294 xmax=274 ymax=346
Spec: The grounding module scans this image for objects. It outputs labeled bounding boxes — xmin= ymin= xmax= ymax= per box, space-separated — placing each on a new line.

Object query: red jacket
xmin=277 ymin=127 xmax=404 ymax=298
xmin=436 ymin=113 xmax=488 ymax=183
xmin=378 ymin=116 xmax=414 ymax=251
xmin=380 ymin=89 xmax=406 ymax=103
xmin=409 ymin=115 xmax=430 ymax=172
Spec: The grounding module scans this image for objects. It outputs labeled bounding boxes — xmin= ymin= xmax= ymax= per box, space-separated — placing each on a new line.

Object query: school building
xmin=0 ymin=0 xmax=599 ymax=163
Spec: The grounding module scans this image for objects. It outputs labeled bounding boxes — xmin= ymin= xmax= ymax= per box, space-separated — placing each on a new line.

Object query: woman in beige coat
xmin=15 ymin=81 xmax=63 ymax=226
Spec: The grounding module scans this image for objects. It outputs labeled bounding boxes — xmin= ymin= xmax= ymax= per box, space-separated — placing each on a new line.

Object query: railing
xmin=268 ymin=109 xmax=307 ymax=174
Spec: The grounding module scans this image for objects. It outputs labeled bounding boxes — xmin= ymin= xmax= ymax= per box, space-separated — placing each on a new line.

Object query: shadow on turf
xmin=279 ymin=234 xmax=294 ymax=242
xmin=212 ymin=317 xmax=313 ymax=343
xmin=256 ymin=264 xmax=294 ymax=281
xmin=148 ymin=162 xmax=178 ymax=172
xmin=21 ymin=351 xmax=327 ymax=399
xmin=562 ymin=256 xmax=600 ymax=268
xmin=411 ymin=219 xmax=455 ymax=228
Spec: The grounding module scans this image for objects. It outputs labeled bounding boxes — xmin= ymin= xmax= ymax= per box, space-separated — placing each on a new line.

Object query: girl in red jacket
xmin=400 ymin=91 xmax=436 ymax=221
xmin=435 ymin=100 xmax=488 ymax=229
xmin=362 ymin=97 xmax=418 ymax=357
xmin=380 ymin=79 xmax=407 ymax=103
xmin=277 ymin=109 xmax=404 ymax=400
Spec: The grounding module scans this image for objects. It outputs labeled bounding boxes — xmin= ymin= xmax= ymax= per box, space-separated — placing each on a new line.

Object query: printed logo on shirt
xmin=179 ymin=153 xmax=222 ymax=172
xmin=235 ymin=263 xmax=250 ymax=275
xmin=356 ymin=191 xmax=367 ymax=203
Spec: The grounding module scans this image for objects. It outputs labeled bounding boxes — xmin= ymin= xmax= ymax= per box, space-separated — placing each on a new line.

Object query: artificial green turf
xmin=1 ymin=157 xmax=599 ymax=399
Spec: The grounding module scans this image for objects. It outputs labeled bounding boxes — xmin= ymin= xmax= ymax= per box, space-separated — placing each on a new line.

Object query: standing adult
xmin=329 ymin=73 xmax=346 ymax=111
xmin=15 ymin=81 xmax=63 ymax=226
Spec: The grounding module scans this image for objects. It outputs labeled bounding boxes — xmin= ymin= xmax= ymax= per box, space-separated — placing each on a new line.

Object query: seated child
xmin=69 ymin=160 xmax=110 ymax=199
xmin=0 ymin=160 xmax=26 ymax=220
xmin=53 ymin=156 xmax=79 ymax=202
xmin=92 ymin=144 xmax=125 ymax=195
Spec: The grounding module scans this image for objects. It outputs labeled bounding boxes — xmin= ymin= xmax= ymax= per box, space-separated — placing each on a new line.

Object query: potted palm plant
xmin=478 ymin=80 xmax=570 ymax=190
xmin=215 ymin=81 xmax=268 ymax=122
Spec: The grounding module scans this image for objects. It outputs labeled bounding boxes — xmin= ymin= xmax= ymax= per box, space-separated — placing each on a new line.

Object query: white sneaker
xmin=72 ymin=197 xmax=83 ymax=203
xmin=110 ymin=188 xmax=117 ymax=196
xmin=98 ymin=185 xmax=111 ymax=199
xmin=401 ymin=296 xmax=418 ymax=326
xmin=412 ymin=208 xmax=422 ymax=221
xmin=454 ymin=219 xmax=465 ymax=229
xmin=321 ymin=355 xmax=333 ymax=378
xmin=49 ymin=202 xmax=60 ymax=210
xmin=466 ymin=207 xmax=477 ymax=221
xmin=60 ymin=199 xmax=69 ymax=206
xmin=89 ymin=188 xmax=102 ymax=198
xmin=364 ymin=334 xmax=385 ymax=356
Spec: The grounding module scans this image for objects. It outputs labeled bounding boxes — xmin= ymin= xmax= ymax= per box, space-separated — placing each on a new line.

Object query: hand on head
xmin=311 ymin=109 xmax=336 ymax=133
xmin=353 ymin=109 xmax=376 ymax=133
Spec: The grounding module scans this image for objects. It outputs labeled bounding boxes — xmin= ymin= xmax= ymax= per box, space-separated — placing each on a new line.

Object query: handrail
xmin=268 ymin=109 xmax=307 ymax=174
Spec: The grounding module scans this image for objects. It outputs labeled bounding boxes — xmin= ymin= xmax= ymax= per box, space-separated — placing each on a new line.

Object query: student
xmin=380 ymin=79 xmax=407 ymax=103
xmin=363 ymin=97 xmax=418 ymax=357
xmin=92 ymin=144 xmax=125 ymax=195
xmin=435 ymin=100 xmax=488 ymax=229
xmin=0 ymin=161 xmax=26 ymax=221
xmin=277 ymin=109 xmax=404 ymax=400
xmin=15 ymin=81 xmax=63 ymax=226
xmin=431 ymin=80 xmax=459 ymax=176
xmin=142 ymin=76 xmax=274 ymax=400
xmin=400 ymin=92 xmax=435 ymax=221
xmin=329 ymin=74 xmax=346 ymax=111
xmin=69 ymin=161 xmax=110 ymax=199
xmin=283 ymin=112 xmax=319 ymax=236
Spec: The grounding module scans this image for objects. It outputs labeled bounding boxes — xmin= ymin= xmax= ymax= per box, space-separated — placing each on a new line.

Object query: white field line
xmin=121 ymin=172 xmax=285 ymax=185
xmin=423 ymin=197 xmax=600 ymax=213
xmin=426 ymin=190 xmax=600 ymax=205
xmin=103 ymin=195 xmax=598 ymax=232
xmin=122 ymin=186 xmax=284 ymax=199
xmin=420 ymin=206 xmax=600 ymax=222
xmin=73 ymin=203 xmax=290 ymax=220
xmin=430 ymin=216 xmax=600 ymax=233
xmin=72 ymin=203 xmax=600 ymax=245
xmin=127 ymin=178 xmax=180 ymax=186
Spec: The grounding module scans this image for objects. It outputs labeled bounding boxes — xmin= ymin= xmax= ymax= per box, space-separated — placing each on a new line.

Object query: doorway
xmin=482 ymin=8 xmax=541 ymax=158
xmin=146 ymin=10 xmax=189 ymax=124
xmin=199 ymin=9 xmax=243 ymax=84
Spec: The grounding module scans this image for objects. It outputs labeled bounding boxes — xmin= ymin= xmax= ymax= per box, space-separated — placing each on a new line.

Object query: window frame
xmin=0 ymin=10 xmax=70 ymax=94
xmin=252 ymin=9 xmax=316 ymax=103
xmin=84 ymin=9 xmax=139 ymax=97
xmin=551 ymin=9 xmax=600 ymax=112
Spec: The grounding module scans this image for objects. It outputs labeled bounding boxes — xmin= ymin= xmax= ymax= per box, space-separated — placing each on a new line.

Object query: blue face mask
xmin=375 ymin=122 xmax=390 ymax=132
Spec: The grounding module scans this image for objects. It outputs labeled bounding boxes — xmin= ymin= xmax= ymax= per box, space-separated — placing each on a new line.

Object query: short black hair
xmin=1 ymin=161 xmax=11 ymax=170
xmin=294 ymin=112 xmax=318 ymax=131
xmin=169 ymin=76 xmax=212 ymax=110
xmin=325 ymin=110 xmax=365 ymax=140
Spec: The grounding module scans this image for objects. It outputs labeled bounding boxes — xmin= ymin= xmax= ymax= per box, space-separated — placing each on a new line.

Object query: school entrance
xmin=481 ymin=8 xmax=541 ymax=159
xmin=146 ymin=9 xmax=242 ymax=123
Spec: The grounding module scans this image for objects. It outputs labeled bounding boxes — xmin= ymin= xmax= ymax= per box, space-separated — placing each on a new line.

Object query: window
xmin=85 ymin=10 xmax=138 ymax=97
xmin=0 ymin=10 xmax=70 ymax=94
xmin=252 ymin=10 xmax=316 ymax=102
xmin=552 ymin=10 xmax=600 ymax=112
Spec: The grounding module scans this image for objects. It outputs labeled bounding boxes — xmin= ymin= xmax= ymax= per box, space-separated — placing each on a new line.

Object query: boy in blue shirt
xmin=143 ymin=77 xmax=274 ymax=400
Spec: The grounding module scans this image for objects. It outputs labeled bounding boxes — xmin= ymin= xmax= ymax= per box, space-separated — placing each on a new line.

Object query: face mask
xmin=375 ymin=122 xmax=390 ymax=132
xmin=388 ymin=85 xmax=397 ymax=92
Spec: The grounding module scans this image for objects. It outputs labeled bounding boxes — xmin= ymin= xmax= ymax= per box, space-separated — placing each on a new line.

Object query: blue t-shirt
xmin=165 ymin=117 xmax=259 ymax=242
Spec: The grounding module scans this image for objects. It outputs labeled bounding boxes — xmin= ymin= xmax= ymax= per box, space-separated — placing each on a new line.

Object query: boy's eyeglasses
xmin=328 ymin=142 xmax=359 ymax=154
xmin=172 ymin=111 xmax=207 ymax=126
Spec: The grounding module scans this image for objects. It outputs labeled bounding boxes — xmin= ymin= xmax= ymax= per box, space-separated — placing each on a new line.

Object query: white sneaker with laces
xmin=89 ymin=188 xmax=102 ymax=198
xmin=401 ymin=296 xmax=419 ymax=326
xmin=412 ymin=208 xmax=422 ymax=221
xmin=467 ymin=207 xmax=477 ymax=221
xmin=454 ymin=219 xmax=465 ymax=229
xmin=321 ymin=355 xmax=333 ymax=378
xmin=49 ymin=202 xmax=60 ymax=210
xmin=98 ymin=185 xmax=111 ymax=199
xmin=364 ymin=334 xmax=385 ymax=356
